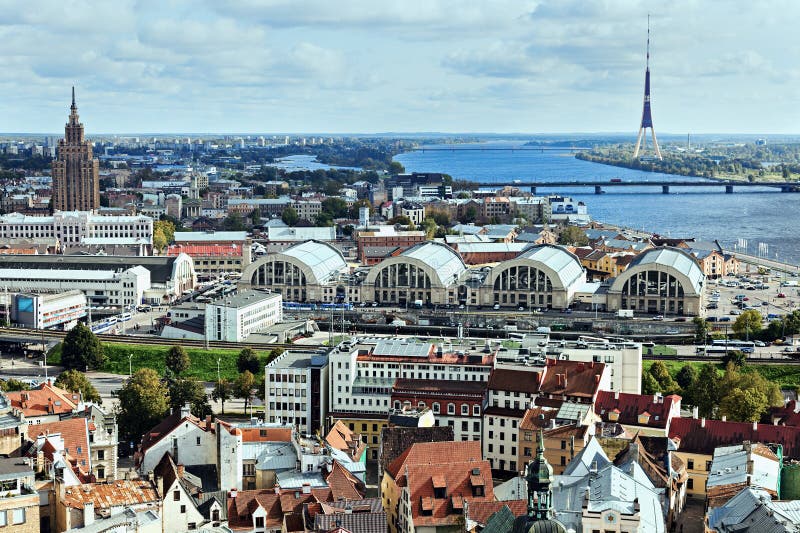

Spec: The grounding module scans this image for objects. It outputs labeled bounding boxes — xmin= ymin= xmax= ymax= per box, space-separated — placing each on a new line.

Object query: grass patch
xmin=502 ymin=340 xmax=522 ymax=349
xmin=643 ymin=360 xmax=800 ymax=389
xmin=49 ymin=342 xmax=271 ymax=381
xmin=650 ymin=345 xmax=678 ymax=356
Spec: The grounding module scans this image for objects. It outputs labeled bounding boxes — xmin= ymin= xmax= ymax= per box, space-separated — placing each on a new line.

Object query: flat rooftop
xmin=207 ymin=289 xmax=281 ymax=309
xmin=267 ymin=350 xmax=328 ymax=370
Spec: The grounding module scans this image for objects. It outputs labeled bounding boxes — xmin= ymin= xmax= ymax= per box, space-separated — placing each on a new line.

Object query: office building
xmin=205 ymin=290 xmax=282 ymax=342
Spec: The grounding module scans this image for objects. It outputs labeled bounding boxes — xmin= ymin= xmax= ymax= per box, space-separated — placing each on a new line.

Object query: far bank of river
xmin=393 ymin=142 xmax=800 ymax=265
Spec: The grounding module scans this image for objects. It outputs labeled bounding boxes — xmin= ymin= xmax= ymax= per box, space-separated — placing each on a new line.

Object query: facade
xmin=389 ymin=379 xmax=486 ymax=443
xmin=363 ymin=242 xmax=467 ymax=306
xmin=356 ymin=226 xmax=426 ymax=265
xmin=594 ymin=390 xmax=681 ymax=436
xmin=0 ymin=211 xmax=153 ymax=250
xmin=607 ymin=247 xmax=705 ymax=316
xmin=328 ymin=338 xmax=494 ymax=461
xmin=51 ymin=89 xmax=100 ymax=212
xmin=398 ymin=203 xmax=425 ymax=226
xmin=242 ymin=240 xmax=349 ymax=303
xmin=10 ymin=290 xmax=87 ymax=329
xmin=480 ymin=244 xmax=586 ymax=309
xmin=483 ymin=360 xmax=608 ymax=473
xmin=264 ymin=351 xmax=329 ymax=434
xmin=205 ymin=290 xmax=283 ymax=342
xmin=0 ymin=458 xmax=39 ymax=533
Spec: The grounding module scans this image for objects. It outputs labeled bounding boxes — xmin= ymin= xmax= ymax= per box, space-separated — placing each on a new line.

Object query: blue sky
xmin=1 ymin=0 xmax=798 ymax=134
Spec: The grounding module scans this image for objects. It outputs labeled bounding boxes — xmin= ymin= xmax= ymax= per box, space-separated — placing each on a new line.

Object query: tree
xmin=153 ymin=219 xmax=176 ymax=244
xmin=720 ymin=387 xmax=769 ymax=422
xmin=722 ymin=350 xmax=747 ymax=368
xmin=281 ymin=206 xmax=299 ymax=226
xmin=55 ymin=369 xmax=101 ymax=404
xmin=389 ymin=215 xmax=411 ymax=226
xmin=234 ymin=371 xmax=256 ymax=414
xmin=648 ymin=361 xmax=680 ymax=394
xmin=212 ymin=379 xmax=233 ymax=415
xmin=733 ymin=310 xmax=763 ymax=338
xmin=250 ymin=209 xmax=261 ymax=226
xmin=641 ymin=371 xmax=660 ymax=395
xmin=690 ymin=364 xmax=720 ymax=418
xmin=675 ymin=364 xmax=699 ymax=391
xmin=168 ymin=378 xmax=212 ymax=419
xmin=116 ymin=368 xmax=170 ymax=442
xmin=237 ymin=348 xmax=261 ymax=374
xmin=463 ymin=205 xmax=478 ymax=223
xmin=61 ymin=323 xmax=105 ymax=370
xmin=223 ymin=213 xmax=246 ymax=231
xmin=389 ymin=161 xmax=405 ymax=175
xmin=267 ymin=347 xmax=284 ymax=364
xmin=165 ymin=346 xmax=190 ymax=376
xmin=153 ymin=228 xmax=168 ymax=253
xmin=0 ymin=378 xmax=30 ymax=392
xmin=321 ymin=197 xmax=349 ymax=219
xmin=421 ymin=217 xmax=437 ymax=239
xmin=558 ymin=225 xmax=588 ymax=246
xmin=692 ymin=316 xmax=710 ymax=344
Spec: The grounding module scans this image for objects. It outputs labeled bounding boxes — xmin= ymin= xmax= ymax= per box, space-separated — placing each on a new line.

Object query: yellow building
xmin=330 ymin=415 xmax=386 ymax=462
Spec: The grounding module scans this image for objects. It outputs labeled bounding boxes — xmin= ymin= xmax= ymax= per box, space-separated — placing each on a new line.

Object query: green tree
xmin=558 ymin=226 xmax=589 ymax=246
xmin=348 ymin=199 xmax=373 ymax=219
xmin=116 ymin=368 xmax=170 ymax=442
xmin=165 ymin=346 xmax=190 ymax=376
xmin=168 ymin=378 xmax=212 ymax=419
xmin=692 ymin=316 xmax=710 ymax=344
xmin=720 ymin=387 xmax=769 ymax=422
xmin=733 ymin=310 xmax=763 ymax=338
xmin=321 ymin=197 xmax=349 ymax=218
xmin=234 ymin=371 xmax=256 ymax=413
xmin=153 ymin=228 xmax=168 ymax=253
xmin=55 ymin=369 xmax=101 ymax=404
xmin=389 ymin=161 xmax=405 ymax=175
xmin=641 ymin=372 xmax=660 ymax=395
xmin=0 ymin=378 xmax=30 ymax=392
xmin=212 ymin=379 xmax=233 ymax=415
xmin=689 ymin=364 xmax=720 ymax=418
xmin=463 ymin=205 xmax=478 ymax=223
xmin=267 ymin=347 xmax=284 ymax=364
xmin=722 ymin=350 xmax=747 ymax=368
xmin=237 ymin=348 xmax=261 ymax=374
xmin=281 ymin=206 xmax=299 ymax=226
xmin=61 ymin=323 xmax=105 ymax=370
xmin=250 ymin=209 xmax=261 ymax=226
xmin=675 ymin=364 xmax=699 ymax=391
xmin=153 ymin=219 xmax=176 ymax=244
xmin=223 ymin=213 xmax=246 ymax=231
xmin=421 ymin=218 xmax=437 ymax=239
xmin=648 ymin=361 xmax=680 ymax=394
xmin=389 ymin=215 xmax=411 ymax=226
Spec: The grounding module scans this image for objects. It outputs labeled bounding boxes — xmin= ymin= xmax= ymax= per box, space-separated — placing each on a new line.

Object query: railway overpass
xmin=475 ymin=180 xmax=800 ymax=194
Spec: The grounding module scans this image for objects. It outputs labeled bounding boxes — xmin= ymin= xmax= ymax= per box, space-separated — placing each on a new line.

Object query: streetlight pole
xmin=217 ymin=358 xmax=221 ymax=384
xmin=128 ymin=354 xmax=133 ymax=377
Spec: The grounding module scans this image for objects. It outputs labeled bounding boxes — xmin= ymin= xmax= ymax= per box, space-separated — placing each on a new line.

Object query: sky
xmin=1 ymin=0 xmax=799 ymax=134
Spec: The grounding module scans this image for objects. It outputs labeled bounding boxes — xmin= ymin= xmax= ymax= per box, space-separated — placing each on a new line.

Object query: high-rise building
xmin=52 ymin=87 xmax=100 ymax=212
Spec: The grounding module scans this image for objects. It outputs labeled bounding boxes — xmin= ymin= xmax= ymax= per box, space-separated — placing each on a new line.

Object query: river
xmin=393 ymin=141 xmax=800 ymax=265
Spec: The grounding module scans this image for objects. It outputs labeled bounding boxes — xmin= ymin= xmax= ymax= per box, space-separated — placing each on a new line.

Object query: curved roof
xmin=243 ymin=240 xmax=346 ymax=285
xmin=624 ymin=247 xmax=704 ymax=294
xmin=515 ymin=245 xmax=585 ymax=289
xmin=400 ymin=242 xmax=467 ymax=286
xmin=280 ymin=240 xmax=347 ymax=283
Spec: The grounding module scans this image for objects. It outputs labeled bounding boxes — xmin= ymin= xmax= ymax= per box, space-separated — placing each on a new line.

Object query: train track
xmin=643 ymin=353 xmax=800 ymax=365
xmin=0 ymin=327 xmax=309 ymax=351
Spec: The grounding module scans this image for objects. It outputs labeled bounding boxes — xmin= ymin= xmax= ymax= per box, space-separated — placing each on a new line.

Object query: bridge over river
xmin=476 ymin=180 xmax=800 ymax=194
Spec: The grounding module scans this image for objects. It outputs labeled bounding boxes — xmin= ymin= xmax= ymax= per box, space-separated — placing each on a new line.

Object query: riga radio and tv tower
xmin=633 ymin=16 xmax=663 ymax=160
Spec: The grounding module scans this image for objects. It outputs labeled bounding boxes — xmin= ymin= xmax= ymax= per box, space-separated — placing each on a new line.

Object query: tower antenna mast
xmin=633 ymin=14 xmax=663 ymax=160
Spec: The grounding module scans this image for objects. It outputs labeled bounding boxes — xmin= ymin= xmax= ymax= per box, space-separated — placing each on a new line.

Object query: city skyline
xmin=1 ymin=0 xmax=799 ymax=134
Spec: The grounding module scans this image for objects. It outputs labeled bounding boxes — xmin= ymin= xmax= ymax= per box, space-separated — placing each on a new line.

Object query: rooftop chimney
xmin=83 ymin=502 xmax=95 ymax=526
xmin=302 ymin=483 xmax=311 ymax=494
xmin=614 ymin=391 xmax=619 ymax=400
xmin=753 ymin=420 xmax=759 ymax=431
xmin=230 ymin=488 xmax=238 ymax=499
xmin=692 ymin=406 xmax=699 ymax=419
xmin=177 ymin=464 xmax=185 ymax=478
xmin=701 ymin=418 xmax=706 ymax=428
xmin=180 ymin=403 xmax=191 ymax=419
xmin=721 ymin=416 xmax=726 ymax=422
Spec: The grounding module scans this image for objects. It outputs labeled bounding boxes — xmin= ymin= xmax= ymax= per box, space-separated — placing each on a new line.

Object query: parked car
xmin=754 ymin=341 xmax=766 ymax=347
xmin=778 ymin=293 xmax=787 ymax=298
xmin=652 ymin=315 xmax=665 ymax=321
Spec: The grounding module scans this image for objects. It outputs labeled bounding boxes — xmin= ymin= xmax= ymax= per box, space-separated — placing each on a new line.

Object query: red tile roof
xmin=488 ymin=360 xmax=605 ymax=400
xmin=595 ymin=391 xmax=681 ymax=429
xmin=386 ymin=441 xmax=494 ymax=527
xmin=669 ymin=418 xmax=800 ymax=459
xmin=28 ymin=418 xmax=91 ymax=477
xmin=239 ymin=426 xmax=292 ymax=443
xmin=325 ymin=461 xmax=365 ymax=501
xmin=228 ymin=490 xmax=283 ymax=531
xmin=167 ymin=244 xmax=243 ymax=257
xmin=325 ymin=421 xmax=366 ymax=462
xmin=468 ymin=500 xmax=527 ymax=526
xmin=6 ymin=383 xmax=80 ymax=417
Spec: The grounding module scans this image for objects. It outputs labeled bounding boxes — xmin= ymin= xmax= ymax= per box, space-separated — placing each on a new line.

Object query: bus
xmin=700 ymin=346 xmax=743 ymax=356
xmin=283 ymin=302 xmax=318 ymax=311
xmin=91 ymin=321 xmax=113 ymax=334
xmin=712 ymin=339 xmax=755 ymax=353
xmin=320 ymin=302 xmax=354 ymax=311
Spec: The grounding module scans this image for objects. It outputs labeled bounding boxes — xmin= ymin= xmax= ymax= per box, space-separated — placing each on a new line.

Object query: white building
xmin=10 ymin=290 xmax=87 ymax=329
xmin=0 ymin=211 xmax=153 ymax=250
xmin=205 ymin=290 xmax=283 ymax=342
xmin=264 ymin=351 xmax=329 ymax=435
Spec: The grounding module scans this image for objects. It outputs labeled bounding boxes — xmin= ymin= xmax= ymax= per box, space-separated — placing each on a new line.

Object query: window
xmin=243 ymin=464 xmax=256 ymax=477
xmin=0 ymin=510 xmax=6 ymax=527
xmin=97 ymin=450 xmax=105 ymax=460
xmin=12 ymin=508 xmax=25 ymax=525
xmin=687 ymin=478 xmax=694 ymax=490
xmin=174 ymin=490 xmax=181 ymax=501
xmin=447 ymin=403 xmax=455 ymax=414
xmin=97 ymin=467 xmax=105 ymax=479
xmin=181 ymin=505 xmax=187 ymax=514
xmin=687 ymin=459 xmax=694 ymax=470
xmin=461 ymin=404 xmax=469 ymax=415
xmin=432 ymin=402 xmax=440 ymax=414
xmin=524 ymin=447 xmax=532 ymax=457
xmin=196 ymin=436 xmax=201 ymax=446
xmin=473 ymin=405 xmax=480 ymax=416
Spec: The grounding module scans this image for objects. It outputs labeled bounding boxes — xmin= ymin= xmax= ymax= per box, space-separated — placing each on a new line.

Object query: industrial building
xmin=204 ymin=289 xmax=283 ymax=342
xmin=10 ymin=290 xmax=87 ymax=329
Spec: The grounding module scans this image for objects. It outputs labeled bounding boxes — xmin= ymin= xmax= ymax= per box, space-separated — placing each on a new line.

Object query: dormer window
xmin=432 ymin=475 xmax=447 ymax=498
xmin=638 ymin=412 xmax=651 ymax=425
xmin=608 ymin=409 xmax=620 ymax=422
